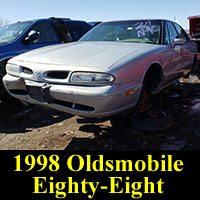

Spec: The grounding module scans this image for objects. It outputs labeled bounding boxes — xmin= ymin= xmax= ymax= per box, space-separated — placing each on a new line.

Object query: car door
xmin=163 ymin=21 xmax=184 ymax=85
xmin=173 ymin=22 xmax=193 ymax=70
xmin=23 ymin=21 xmax=61 ymax=50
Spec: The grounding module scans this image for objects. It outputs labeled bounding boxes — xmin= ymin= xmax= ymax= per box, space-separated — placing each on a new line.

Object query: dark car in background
xmin=88 ymin=21 xmax=101 ymax=27
xmin=0 ymin=17 xmax=91 ymax=99
xmin=188 ymin=15 xmax=200 ymax=65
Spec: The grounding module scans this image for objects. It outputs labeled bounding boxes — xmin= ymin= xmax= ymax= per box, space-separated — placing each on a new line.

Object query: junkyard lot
xmin=0 ymin=78 xmax=200 ymax=150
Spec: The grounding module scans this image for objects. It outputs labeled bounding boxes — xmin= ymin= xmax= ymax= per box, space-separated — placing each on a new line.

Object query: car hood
xmin=11 ymin=41 xmax=154 ymax=70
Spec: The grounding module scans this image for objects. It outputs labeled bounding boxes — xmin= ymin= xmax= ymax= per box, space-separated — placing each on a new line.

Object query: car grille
xmin=21 ymin=66 xmax=69 ymax=80
xmin=45 ymin=71 xmax=69 ymax=79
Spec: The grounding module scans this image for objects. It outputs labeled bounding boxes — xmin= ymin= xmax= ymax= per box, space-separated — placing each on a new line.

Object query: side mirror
xmin=23 ymin=32 xmax=40 ymax=44
xmin=173 ymin=38 xmax=184 ymax=48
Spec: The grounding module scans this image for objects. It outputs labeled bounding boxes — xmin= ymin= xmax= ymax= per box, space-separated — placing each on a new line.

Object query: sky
xmin=0 ymin=0 xmax=200 ymax=29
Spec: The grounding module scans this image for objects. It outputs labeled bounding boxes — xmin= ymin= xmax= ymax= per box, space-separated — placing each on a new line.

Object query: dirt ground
xmin=0 ymin=76 xmax=200 ymax=150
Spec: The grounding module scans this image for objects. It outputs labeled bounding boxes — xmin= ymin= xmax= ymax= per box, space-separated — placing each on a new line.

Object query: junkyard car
xmin=0 ymin=17 xmax=91 ymax=98
xmin=3 ymin=19 xmax=197 ymax=118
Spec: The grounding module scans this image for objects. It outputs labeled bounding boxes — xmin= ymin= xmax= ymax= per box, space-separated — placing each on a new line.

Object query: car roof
xmin=188 ymin=15 xmax=200 ymax=20
xmin=9 ymin=17 xmax=87 ymax=25
xmin=49 ymin=17 xmax=87 ymax=23
xmin=102 ymin=19 xmax=171 ymax=23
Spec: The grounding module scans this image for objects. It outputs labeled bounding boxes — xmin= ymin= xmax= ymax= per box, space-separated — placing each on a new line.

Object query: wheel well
xmin=143 ymin=64 xmax=163 ymax=94
xmin=192 ymin=54 xmax=197 ymax=66
xmin=0 ymin=59 xmax=10 ymax=77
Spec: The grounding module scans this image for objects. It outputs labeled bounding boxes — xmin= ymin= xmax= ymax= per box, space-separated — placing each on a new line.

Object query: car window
xmin=80 ymin=20 xmax=161 ymax=44
xmin=54 ymin=22 xmax=72 ymax=43
xmin=167 ymin=21 xmax=178 ymax=44
xmin=164 ymin=22 xmax=170 ymax=45
xmin=66 ymin=21 xmax=90 ymax=41
xmin=173 ymin=23 xmax=188 ymax=42
xmin=27 ymin=21 xmax=60 ymax=44
xmin=0 ymin=21 xmax=32 ymax=44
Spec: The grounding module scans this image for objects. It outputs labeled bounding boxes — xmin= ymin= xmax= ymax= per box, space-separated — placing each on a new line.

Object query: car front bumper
xmin=3 ymin=74 xmax=142 ymax=118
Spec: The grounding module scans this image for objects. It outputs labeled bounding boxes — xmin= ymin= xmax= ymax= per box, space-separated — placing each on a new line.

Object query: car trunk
xmin=188 ymin=15 xmax=200 ymax=64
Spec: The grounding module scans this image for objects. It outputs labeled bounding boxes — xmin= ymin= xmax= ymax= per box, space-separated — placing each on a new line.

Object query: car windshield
xmin=0 ymin=21 xmax=32 ymax=44
xmin=80 ymin=20 xmax=161 ymax=44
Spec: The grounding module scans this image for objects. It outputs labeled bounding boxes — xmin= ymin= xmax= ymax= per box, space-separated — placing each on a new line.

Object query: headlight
xmin=6 ymin=63 xmax=20 ymax=76
xmin=70 ymin=72 xmax=115 ymax=84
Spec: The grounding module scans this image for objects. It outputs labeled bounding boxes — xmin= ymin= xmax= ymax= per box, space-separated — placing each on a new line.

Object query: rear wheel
xmin=190 ymin=55 xmax=200 ymax=74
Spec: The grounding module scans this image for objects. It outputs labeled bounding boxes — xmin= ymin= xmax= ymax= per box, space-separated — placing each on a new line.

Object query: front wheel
xmin=135 ymin=85 xmax=162 ymax=118
xmin=130 ymin=82 xmax=172 ymax=131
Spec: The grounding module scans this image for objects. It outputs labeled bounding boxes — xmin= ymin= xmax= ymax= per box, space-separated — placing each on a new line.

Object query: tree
xmin=0 ymin=17 xmax=9 ymax=28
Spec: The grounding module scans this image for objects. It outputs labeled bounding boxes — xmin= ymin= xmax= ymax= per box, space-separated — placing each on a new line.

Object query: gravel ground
xmin=0 ymin=77 xmax=200 ymax=150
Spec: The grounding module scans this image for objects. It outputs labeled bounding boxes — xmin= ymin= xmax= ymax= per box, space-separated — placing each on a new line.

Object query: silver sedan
xmin=3 ymin=19 xmax=197 ymax=118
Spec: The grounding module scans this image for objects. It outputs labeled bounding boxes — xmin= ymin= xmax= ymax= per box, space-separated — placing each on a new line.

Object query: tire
xmin=0 ymin=77 xmax=10 ymax=101
xmin=190 ymin=56 xmax=200 ymax=74
xmin=130 ymin=111 xmax=172 ymax=131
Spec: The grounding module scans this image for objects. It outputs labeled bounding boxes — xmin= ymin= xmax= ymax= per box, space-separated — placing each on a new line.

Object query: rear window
xmin=65 ymin=21 xmax=90 ymax=41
